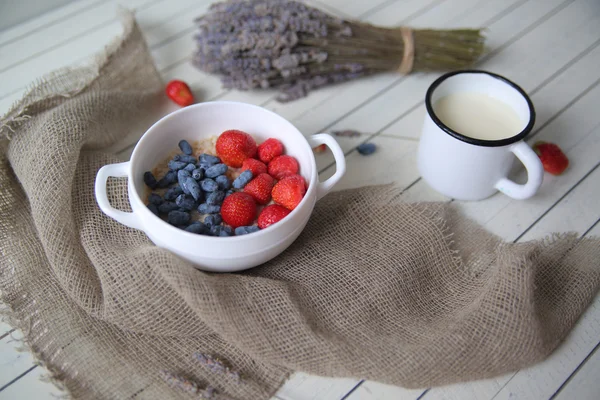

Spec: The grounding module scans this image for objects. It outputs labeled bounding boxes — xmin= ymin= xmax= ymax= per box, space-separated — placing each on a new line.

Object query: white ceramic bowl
xmin=95 ymin=101 xmax=346 ymax=272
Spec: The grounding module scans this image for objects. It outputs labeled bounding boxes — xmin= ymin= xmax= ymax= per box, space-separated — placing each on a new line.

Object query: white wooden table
xmin=1 ymin=0 xmax=600 ymax=399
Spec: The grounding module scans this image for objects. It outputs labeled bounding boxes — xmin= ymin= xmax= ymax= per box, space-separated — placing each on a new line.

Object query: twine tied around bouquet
xmin=398 ymin=26 xmax=414 ymax=74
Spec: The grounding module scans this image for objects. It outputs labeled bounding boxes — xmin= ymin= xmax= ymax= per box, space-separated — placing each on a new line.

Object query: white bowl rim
xmin=129 ymin=100 xmax=319 ymax=242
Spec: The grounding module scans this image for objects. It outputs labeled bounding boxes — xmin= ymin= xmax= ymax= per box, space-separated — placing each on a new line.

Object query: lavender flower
xmin=192 ymin=0 xmax=485 ymax=101
xmin=159 ymin=370 xmax=217 ymax=399
xmin=194 ymin=353 xmax=242 ymax=383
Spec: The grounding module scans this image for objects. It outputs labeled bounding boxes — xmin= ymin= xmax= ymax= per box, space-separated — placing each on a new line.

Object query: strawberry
xmin=313 ymin=144 xmax=327 ymax=153
xmin=268 ymin=155 xmax=299 ymax=180
xmin=257 ymin=138 xmax=284 ymax=163
xmin=221 ymin=192 xmax=257 ymax=228
xmin=244 ymin=173 xmax=275 ymax=205
xmin=216 ymin=130 xmax=257 ymax=168
xmin=272 ymin=174 xmax=306 ymax=210
xmin=533 ymin=141 xmax=569 ymax=176
xmin=258 ymin=204 xmax=291 ymax=229
xmin=241 ymin=158 xmax=268 ymax=176
xmin=165 ymin=80 xmax=194 ymax=106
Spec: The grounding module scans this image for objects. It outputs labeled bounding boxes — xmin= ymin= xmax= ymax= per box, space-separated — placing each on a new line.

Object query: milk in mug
xmin=433 ymin=92 xmax=523 ymax=141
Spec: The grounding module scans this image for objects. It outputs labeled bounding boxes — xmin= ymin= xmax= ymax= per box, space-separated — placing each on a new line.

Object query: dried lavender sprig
xmin=192 ymin=0 xmax=484 ymax=101
xmin=159 ymin=370 xmax=218 ymax=399
xmin=194 ymin=353 xmax=242 ymax=383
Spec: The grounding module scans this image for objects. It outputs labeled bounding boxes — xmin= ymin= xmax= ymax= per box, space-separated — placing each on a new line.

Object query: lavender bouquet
xmin=193 ymin=0 xmax=485 ymax=102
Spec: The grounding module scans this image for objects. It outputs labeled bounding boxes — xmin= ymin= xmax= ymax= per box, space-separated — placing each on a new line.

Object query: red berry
xmin=221 ymin=192 xmax=257 ymax=228
xmin=258 ymin=204 xmax=291 ymax=229
xmin=216 ymin=130 xmax=257 ymax=168
xmin=268 ymin=155 xmax=299 ymax=180
xmin=533 ymin=141 xmax=569 ymax=176
xmin=241 ymin=158 xmax=268 ymax=176
xmin=272 ymin=174 xmax=306 ymax=211
xmin=244 ymin=173 xmax=275 ymax=205
xmin=257 ymin=138 xmax=284 ymax=163
xmin=165 ymin=80 xmax=194 ymax=107
xmin=313 ymin=144 xmax=327 ymax=153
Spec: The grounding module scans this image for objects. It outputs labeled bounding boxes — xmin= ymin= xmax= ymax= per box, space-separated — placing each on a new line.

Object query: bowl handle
xmin=308 ymin=133 xmax=346 ymax=200
xmin=95 ymin=161 xmax=143 ymax=230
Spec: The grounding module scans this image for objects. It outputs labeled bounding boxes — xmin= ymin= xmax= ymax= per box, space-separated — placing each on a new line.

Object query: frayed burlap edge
xmin=0 ymin=8 xmax=135 ymax=140
xmin=0 ymin=9 xmax=138 ymax=399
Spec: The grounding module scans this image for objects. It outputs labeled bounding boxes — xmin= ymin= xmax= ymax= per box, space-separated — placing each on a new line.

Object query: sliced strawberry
xmin=272 ymin=174 xmax=306 ymax=210
xmin=216 ymin=130 xmax=257 ymax=168
xmin=244 ymin=173 xmax=275 ymax=205
xmin=241 ymin=158 xmax=268 ymax=176
xmin=268 ymin=155 xmax=299 ymax=180
xmin=258 ymin=204 xmax=291 ymax=229
xmin=221 ymin=192 xmax=257 ymax=228
xmin=166 ymin=80 xmax=194 ymax=106
xmin=257 ymin=138 xmax=284 ymax=163
xmin=533 ymin=141 xmax=569 ymax=176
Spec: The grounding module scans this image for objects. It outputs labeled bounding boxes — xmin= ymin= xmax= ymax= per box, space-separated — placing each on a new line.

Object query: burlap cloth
xmin=1 ymin=12 xmax=600 ymax=400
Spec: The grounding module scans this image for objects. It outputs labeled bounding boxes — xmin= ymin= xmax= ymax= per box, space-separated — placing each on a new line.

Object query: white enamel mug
xmin=418 ymin=70 xmax=543 ymax=201
xmin=95 ymin=101 xmax=346 ymax=272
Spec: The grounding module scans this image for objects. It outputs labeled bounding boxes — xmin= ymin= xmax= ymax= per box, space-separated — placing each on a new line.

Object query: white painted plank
xmin=0 ymin=0 xmax=215 ymax=102
xmin=519 ymin=165 xmax=600 ymax=241
xmin=276 ymin=372 xmax=359 ymax=400
xmin=554 ymin=344 xmax=600 ymax=400
xmin=0 ymin=0 xmax=101 ymax=47
xmin=0 ymin=322 xmax=13 ymax=338
xmin=0 ymin=330 xmax=37 ymax=389
xmin=345 ymin=381 xmax=424 ymax=400
xmin=0 ymin=366 xmax=63 ymax=399
xmin=0 ymin=0 xmax=169 ymax=72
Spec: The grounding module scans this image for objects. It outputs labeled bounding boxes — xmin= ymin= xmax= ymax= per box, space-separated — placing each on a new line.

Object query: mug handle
xmin=494 ymin=141 xmax=544 ymax=200
xmin=95 ymin=161 xmax=143 ymax=230
xmin=307 ymin=133 xmax=346 ymax=200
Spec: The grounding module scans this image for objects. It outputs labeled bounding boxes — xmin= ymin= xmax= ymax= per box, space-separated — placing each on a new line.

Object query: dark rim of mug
xmin=425 ymin=70 xmax=536 ymax=147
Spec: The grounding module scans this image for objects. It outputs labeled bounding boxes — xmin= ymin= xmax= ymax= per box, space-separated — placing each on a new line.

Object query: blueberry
xmin=183 ymin=176 xmax=202 ymax=202
xmin=225 ymin=189 xmax=234 ymax=197
xmin=219 ymin=229 xmax=231 ymax=237
xmin=168 ymin=160 xmax=188 ymax=171
xmin=173 ymin=154 xmax=181 ymax=161
xmin=176 ymin=194 xmax=196 ymax=211
xmin=147 ymin=203 xmax=159 ymax=216
xmin=167 ymin=210 xmax=190 ymax=226
xmin=232 ymin=170 xmax=253 ymax=189
xmin=357 ymin=142 xmax=377 ymax=155
xmin=204 ymin=214 xmax=222 ymax=227
xmin=206 ymin=190 xmax=225 ymax=206
xmin=157 ymin=171 xmax=177 ymax=188
xmin=198 ymin=203 xmax=221 ymax=214
xmin=143 ymin=171 xmax=158 ymax=189
xmin=148 ymin=193 xmax=163 ymax=205
xmin=184 ymin=163 xmax=196 ymax=172
xmin=210 ymin=225 xmax=222 ymax=236
xmin=178 ymin=155 xmax=197 ymax=164
xmin=205 ymin=163 xmax=228 ymax=178
xmin=215 ymin=175 xmax=231 ymax=190
xmin=179 ymin=140 xmax=193 ymax=155
xmin=185 ymin=222 xmax=209 ymax=234
xmin=200 ymin=178 xmax=219 ymax=192
xmin=222 ymin=226 xmax=232 ymax=235
xmin=192 ymin=168 xmax=204 ymax=180
xmin=235 ymin=226 xmax=259 ymax=236
xmin=199 ymin=153 xmax=221 ymax=166
xmin=158 ymin=201 xmax=179 ymax=214
xmin=178 ymin=170 xmax=191 ymax=192
xmin=164 ymin=185 xmax=184 ymax=201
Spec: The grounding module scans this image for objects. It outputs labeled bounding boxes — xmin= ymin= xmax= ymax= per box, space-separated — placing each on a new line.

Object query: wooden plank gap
xmin=0 ymin=365 xmax=37 ymax=393
xmin=549 ymin=339 xmax=600 ymax=399
xmin=340 ymin=380 xmax=365 ymax=400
